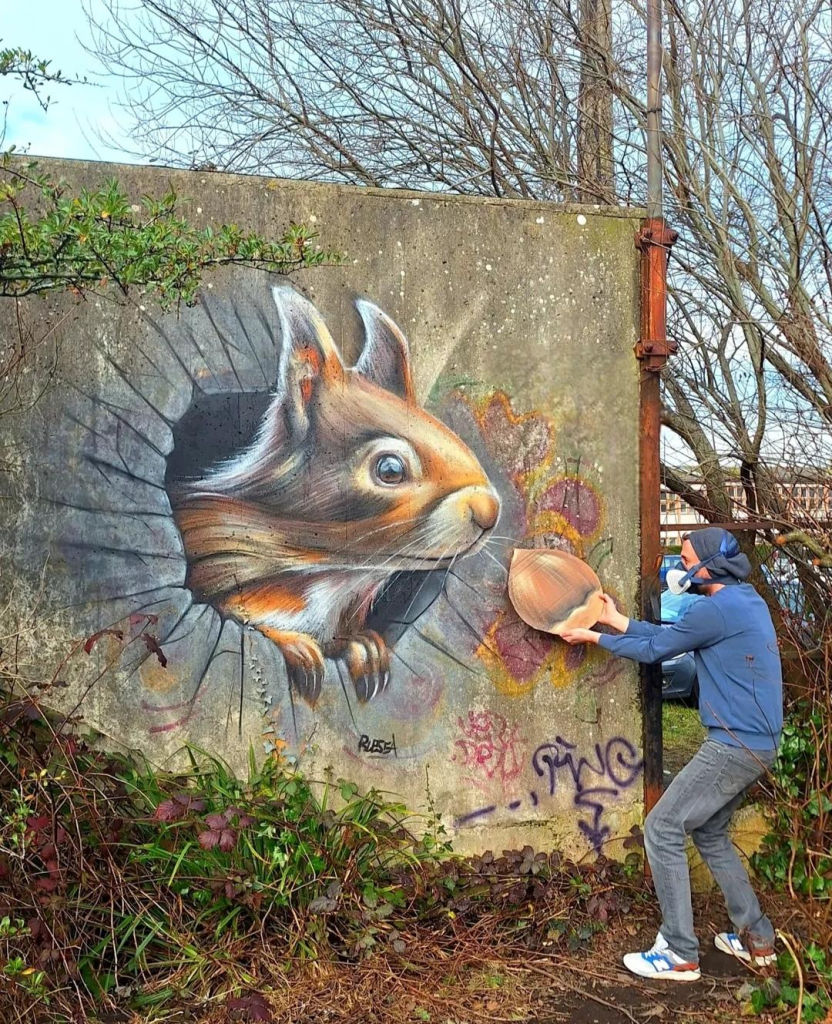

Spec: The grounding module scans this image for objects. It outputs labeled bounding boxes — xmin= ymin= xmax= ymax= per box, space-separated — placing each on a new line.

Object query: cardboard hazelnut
xmin=508 ymin=548 xmax=604 ymax=635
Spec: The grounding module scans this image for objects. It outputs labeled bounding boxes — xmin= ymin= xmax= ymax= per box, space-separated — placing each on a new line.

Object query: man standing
xmin=562 ymin=528 xmax=783 ymax=982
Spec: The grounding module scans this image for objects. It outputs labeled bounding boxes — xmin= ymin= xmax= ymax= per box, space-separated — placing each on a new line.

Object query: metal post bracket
xmin=635 ymin=218 xmax=679 ymax=371
xmin=634 ymin=221 xmax=679 ymax=252
xmin=635 ymin=337 xmax=679 ymax=362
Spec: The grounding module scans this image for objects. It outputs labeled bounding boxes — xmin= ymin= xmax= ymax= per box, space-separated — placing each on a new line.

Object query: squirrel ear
xmin=354 ymin=300 xmax=416 ymax=403
xmin=272 ymin=285 xmax=344 ymax=437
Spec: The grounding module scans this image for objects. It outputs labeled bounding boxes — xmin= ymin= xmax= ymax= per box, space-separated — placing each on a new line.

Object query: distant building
xmin=660 ymin=472 xmax=832 ymax=544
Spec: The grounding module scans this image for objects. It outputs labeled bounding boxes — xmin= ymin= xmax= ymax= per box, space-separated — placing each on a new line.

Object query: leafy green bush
xmin=742 ymin=942 xmax=832 ymax=1023
xmin=753 ymin=704 xmax=832 ymax=897
xmin=750 ymin=617 xmax=832 ymax=1022
xmin=1 ymin=697 xmax=442 ymax=1008
xmin=0 ymin=686 xmax=642 ymax=1021
xmin=0 ymin=157 xmax=341 ymax=306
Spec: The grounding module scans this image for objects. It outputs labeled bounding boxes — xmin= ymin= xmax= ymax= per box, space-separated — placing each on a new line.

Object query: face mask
xmin=666 ymin=562 xmax=707 ymax=595
xmin=665 ymin=533 xmax=742 ymax=595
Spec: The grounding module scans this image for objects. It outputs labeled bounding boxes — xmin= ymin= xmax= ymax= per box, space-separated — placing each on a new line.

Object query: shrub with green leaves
xmin=750 ymin=620 xmax=832 ymax=1023
xmin=0 ymin=687 xmax=644 ymax=1021
xmin=753 ymin=703 xmax=832 ymax=898
xmin=96 ymin=748 xmax=440 ymax=977
xmin=742 ymin=943 xmax=832 ymax=1023
xmin=0 ymin=44 xmax=78 ymax=110
xmin=0 ymin=156 xmax=341 ymax=307
xmin=0 ymin=691 xmax=449 ymax=1015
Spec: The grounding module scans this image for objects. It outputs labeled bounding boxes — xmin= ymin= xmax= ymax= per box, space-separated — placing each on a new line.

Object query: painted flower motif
xmin=489 ymin=608 xmax=557 ymax=683
xmin=534 ymin=477 xmax=602 ymax=539
xmin=445 ymin=389 xmax=618 ymax=695
xmin=471 ymin=392 xmax=604 ymax=544
xmin=477 ymin=606 xmax=620 ymax=697
xmin=475 ymin=392 xmax=555 ymax=487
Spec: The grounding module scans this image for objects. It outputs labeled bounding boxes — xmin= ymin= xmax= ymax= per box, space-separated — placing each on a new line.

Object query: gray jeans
xmin=644 ymin=738 xmax=776 ymax=964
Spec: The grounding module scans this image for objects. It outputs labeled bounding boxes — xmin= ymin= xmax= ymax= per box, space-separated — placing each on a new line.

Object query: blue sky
xmin=3 ymin=0 xmax=135 ymax=162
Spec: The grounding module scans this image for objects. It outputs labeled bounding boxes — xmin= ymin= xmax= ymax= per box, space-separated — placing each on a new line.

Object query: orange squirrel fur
xmin=170 ymin=286 xmax=500 ymax=705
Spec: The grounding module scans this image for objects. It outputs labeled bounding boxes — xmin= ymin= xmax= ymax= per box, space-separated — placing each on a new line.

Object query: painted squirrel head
xmin=178 ymin=285 xmax=500 ymax=575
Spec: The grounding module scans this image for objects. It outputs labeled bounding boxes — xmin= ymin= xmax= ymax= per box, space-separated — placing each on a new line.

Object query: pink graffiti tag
xmin=452 ymin=710 xmax=524 ymax=791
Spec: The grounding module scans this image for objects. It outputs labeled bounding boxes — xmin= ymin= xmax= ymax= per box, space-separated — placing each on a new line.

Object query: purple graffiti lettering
xmin=574 ymin=787 xmax=621 ymax=850
xmin=532 ymin=736 xmax=642 ymax=796
xmin=454 ymin=737 xmax=642 ymax=848
xmin=603 ymin=738 xmax=644 ymax=789
xmin=455 ymin=805 xmax=498 ymax=826
xmin=531 ymin=736 xmax=643 ymax=851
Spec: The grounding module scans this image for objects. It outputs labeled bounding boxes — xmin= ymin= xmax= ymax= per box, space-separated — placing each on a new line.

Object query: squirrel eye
xmin=374 ymin=454 xmax=407 ymax=485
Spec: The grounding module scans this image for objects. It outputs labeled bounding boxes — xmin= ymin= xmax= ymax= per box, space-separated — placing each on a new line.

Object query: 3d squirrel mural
xmin=169 ymin=286 xmax=501 ymax=708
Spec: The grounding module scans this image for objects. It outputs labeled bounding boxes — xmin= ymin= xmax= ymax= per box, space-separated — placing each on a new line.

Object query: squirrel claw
xmin=354 ymin=675 xmax=370 ymax=703
xmin=326 ymin=630 xmax=390 ymax=704
xmin=256 ymin=628 xmax=325 ymax=706
xmin=288 ymin=663 xmax=324 ymax=706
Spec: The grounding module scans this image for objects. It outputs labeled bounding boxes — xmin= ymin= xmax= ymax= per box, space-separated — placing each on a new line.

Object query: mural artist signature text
xmin=358 ymin=734 xmax=398 ymax=757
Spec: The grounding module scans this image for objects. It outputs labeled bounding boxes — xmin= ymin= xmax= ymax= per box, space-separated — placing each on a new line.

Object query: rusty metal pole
xmin=636 ymin=0 xmax=677 ymax=818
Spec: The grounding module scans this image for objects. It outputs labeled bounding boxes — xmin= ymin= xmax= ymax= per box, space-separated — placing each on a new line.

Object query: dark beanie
xmin=689 ymin=527 xmax=751 ymax=583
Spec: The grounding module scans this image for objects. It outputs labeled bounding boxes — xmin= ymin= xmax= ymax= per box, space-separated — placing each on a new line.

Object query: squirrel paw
xmin=326 ymin=629 xmax=390 ymax=703
xmin=257 ymin=628 xmax=325 ymax=706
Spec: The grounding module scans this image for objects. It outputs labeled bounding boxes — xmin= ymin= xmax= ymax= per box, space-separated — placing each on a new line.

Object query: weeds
xmin=750 ymin=586 xmax=832 ymax=1021
xmin=0 ymin=696 xmax=433 ymax=1014
xmin=0 ymin=687 xmax=641 ymax=1022
xmin=739 ymin=940 xmax=832 ymax=1023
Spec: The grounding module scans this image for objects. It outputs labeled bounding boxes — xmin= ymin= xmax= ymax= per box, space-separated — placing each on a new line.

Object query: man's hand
xmin=596 ymin=594 xmax=629 ymax=633
xmin=560 ymin=627 xmax=601 ymax=645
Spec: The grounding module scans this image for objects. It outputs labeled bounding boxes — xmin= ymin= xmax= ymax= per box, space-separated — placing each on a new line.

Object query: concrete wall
xmin=0 ymin=160 xmax=643 ymax=858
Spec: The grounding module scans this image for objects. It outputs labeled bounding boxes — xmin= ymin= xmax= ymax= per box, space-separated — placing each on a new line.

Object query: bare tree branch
xmin=82 ymin=0 xmax=832 ymax=609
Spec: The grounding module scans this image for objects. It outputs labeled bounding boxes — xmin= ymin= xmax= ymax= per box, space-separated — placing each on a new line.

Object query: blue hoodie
xmin=598 ymin=585 xmax=782 ymax=751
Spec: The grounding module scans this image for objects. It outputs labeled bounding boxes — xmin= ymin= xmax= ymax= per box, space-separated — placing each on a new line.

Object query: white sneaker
xmin=623 ymin=931 xmax=701 ymax=981
xmin=714 ymin=932 xmax=776 ymax=967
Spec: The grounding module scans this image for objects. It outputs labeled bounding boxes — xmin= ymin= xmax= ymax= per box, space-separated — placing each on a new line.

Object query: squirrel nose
xmin=467 ymin=488 xmax=500 ymax=531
